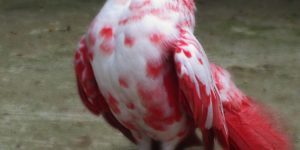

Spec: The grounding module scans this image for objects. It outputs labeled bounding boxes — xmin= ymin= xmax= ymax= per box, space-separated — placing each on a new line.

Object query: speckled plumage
xmin=74 ymin=0 xmax=291 ymax=150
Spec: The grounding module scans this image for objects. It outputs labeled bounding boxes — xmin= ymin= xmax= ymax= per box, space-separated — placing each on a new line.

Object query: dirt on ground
xmin=0 ymin=0 xmax=299 ymax=149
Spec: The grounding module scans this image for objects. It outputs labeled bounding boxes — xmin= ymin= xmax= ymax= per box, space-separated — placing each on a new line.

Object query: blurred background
xmin=0 ymin=0 xmax=299 ymax=149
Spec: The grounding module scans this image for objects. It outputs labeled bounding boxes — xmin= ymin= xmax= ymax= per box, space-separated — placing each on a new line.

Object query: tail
xmin=211 ymin=64 xmax=292 ymax=150
xmin=223 ymin=97 xmax=291 ymax=150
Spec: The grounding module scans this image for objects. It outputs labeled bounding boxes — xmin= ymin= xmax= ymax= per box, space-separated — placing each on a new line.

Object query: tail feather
xmin=223 ymin=97 xmax=291 ymax=150
xmin=211 ymin=64 xmax=292 ymax=150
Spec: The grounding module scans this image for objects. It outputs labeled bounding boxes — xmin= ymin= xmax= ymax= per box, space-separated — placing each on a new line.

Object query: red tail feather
xmin=223 ymin=97 xmax=292 ymax=150
xmin=210 ymin=64 xmax=292 ymax=150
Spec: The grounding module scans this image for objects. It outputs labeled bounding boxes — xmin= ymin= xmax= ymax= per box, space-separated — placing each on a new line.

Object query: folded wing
xmin=173 ymin=28 xmax=228 ymax=149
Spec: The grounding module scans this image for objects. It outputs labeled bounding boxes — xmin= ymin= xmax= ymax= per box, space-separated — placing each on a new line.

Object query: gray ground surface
xmin=0 ymin=0 xmax=299 ymax=149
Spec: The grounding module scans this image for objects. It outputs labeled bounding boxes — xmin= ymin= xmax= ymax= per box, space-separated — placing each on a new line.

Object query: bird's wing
xmin=74 ymin=37 xmax=108 ymax=115
xmin=74 ymin=37 xmax=137 ymax=143
xmin=173 ymin=28 xmax=228 ymax=149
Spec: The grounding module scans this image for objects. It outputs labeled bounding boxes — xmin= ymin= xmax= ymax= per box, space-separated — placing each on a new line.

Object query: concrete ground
xmin=0 ymin=0 xmax=299 ymax=149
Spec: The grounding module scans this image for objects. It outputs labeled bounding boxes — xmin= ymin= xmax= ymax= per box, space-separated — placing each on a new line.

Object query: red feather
xmin=211 ymin=64 xmax=292 ymax=150
xmin=223 ymin=98 xmax=292 ymax=150
xmin=74 ymin=37 xmax=107 ymax=115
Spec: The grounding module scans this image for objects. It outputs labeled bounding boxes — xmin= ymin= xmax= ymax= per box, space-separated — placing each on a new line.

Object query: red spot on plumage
xmin=177 ymin=40 xmax=188 ymax=47
xmin=130 ymin=0 xmax=151 ymax=10
xmin=119 ymin=18 xmax=129 ymax=25
xmin=149 ymin=33 xmax=164 ymax=44
xmin=150 ymin=9 xmax=161 ymax=15
xmin=163 ymin=69 xmax=182 ymax=122
xmin=175 ymin=48 xmax=182 ymax=53
xmin=124 ymin=35 xmax=135 ymax=47
xmin=99 ymin=26 xmax=113 ymax=39
xmin=176 ymin=62 xmax=182 ymax=74
xmin=146 ymin=61 xmax=163 ymax=78
xmin=137 ymin=82 xmax=169 ymax=131
xmin=108 ymin=95 xmax=120 ymax=114
xmin=148 ymin=106 xmax=164 ymax=116
xmin=119 ymin=77 xmax=129 ymax=88
xmin=143 ymin=115 xmax=166 ymax=131
xmin=126 ymin=102 xmax=135 ymax=110
xmin=144 ymin=105 xmax=178 ymax=130
xmin=137 ymin=83 xmax=163 ymax=107
xmin=100 ymin=42 xmax=114 ymax=55
xmin=179 ymin=28 xmax=187 ymax=35
xmin=183 ymin=50 xmax=192 ymax=58
xmin=137 ymin=84 xmax=152 ymax=104
xmin=198 ymin=58 xmax=203 ymax=64
xmin=183 ymin=0 xmax=195 ymax=11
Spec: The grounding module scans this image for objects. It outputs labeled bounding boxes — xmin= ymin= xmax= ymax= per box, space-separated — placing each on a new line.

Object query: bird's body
xmin=78 ymin=1 xmax=209 ymax=149
xmin=74 ymin=0 xmax=291 ymax=149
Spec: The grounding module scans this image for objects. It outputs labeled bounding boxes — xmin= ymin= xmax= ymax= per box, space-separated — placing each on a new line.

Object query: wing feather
xmin=74 ymin=37 xmax=108 ymax=115
xmin=173 ymin=28 xmax=228 ymax=149
xmin=74 ymin=37 xmax=137 ymax=143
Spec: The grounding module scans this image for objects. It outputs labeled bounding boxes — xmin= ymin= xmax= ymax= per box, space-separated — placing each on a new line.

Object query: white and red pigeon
xmin=74 ymin=0 xmax=291 ymax=149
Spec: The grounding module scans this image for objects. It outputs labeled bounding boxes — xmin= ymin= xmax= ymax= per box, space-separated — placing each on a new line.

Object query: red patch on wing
xmin=99 ymin=26 xmax=113 ymax=39
xmin=118 ymin=77 xmax=129 ymax=88
xmin=124 ymin=35 xmax=135 ymax=47
xmin=146 ymin=61 xmax=163 ymax=78
xmin=108 ymin=95 xmax=121 ymax=114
